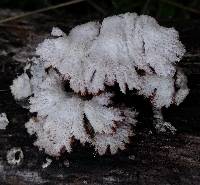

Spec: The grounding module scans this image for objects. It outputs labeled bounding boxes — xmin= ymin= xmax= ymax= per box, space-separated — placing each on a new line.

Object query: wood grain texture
xmin=0 ymin=9 xmax=200 ymax=185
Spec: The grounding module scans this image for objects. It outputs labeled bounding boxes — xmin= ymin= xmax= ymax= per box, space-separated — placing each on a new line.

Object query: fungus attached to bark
xmin=10 ymin=13 xmax=189 ymax=157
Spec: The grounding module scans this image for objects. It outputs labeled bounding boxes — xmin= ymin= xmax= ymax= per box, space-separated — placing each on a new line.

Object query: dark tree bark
xmin=0 ymin=9 xmax=200 ymax=185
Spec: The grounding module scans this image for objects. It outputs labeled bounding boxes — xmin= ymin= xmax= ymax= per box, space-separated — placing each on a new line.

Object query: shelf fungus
xmin=11 ymin=13 xmax=189 ymax=157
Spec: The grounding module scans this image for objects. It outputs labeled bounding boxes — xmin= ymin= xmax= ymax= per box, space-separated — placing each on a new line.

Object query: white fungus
xmin=23 ymin=63 xmax=137 ymax=156
xmin=42 ymin=158 xmax=52 ymax=168
xmin=10 ymin=73 xmax=32 ymax=100
xmin=7 ymin=147 xmax=24 ymax=165
xmin=36 ymin=13 xmax=185 ymax=95
xmin=0 ymin=113 xmax=9 ymax=130
xmin=51 ymin=27 xmax=66 ymax=37
xmin=10 ymin=13 xmax=189 ymax=157
xmin=10 ymin=61 xmax=137 ymax=156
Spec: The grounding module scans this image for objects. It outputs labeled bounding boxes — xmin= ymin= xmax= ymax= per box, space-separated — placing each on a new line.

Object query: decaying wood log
xmin=0 ymin=9 xmax=200 ymax=185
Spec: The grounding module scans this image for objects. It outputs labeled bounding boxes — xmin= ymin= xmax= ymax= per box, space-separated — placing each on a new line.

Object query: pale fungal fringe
xmin=10 ymin=13 xmax=188 ymax=156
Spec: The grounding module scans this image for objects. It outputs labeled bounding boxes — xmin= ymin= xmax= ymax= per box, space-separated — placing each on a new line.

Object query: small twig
xmin=0 ymin=90 xmax=10 ymax=92
xmin=141 ymin=0 xmax=151 ymax=14
xmin=86 ymin=0 xmax=107 ymax=15
xmin=0 ymin=0 xmax=85 ymax=24
xmin=184 ymin=53 xmax=200 ymax=58
xmin=0 ymin=24 xmax=33 ymax=30
xmin=161 ymin=0 xmax=200 ymax=15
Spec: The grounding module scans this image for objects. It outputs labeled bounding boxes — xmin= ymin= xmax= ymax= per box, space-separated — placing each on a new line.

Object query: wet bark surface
xmin=0 ymin=9 xmax=200 ymax=185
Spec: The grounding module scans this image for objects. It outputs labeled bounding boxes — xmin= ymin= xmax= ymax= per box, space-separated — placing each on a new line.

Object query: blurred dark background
xmin=0 ymin=0 xmax=199 ymax=21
